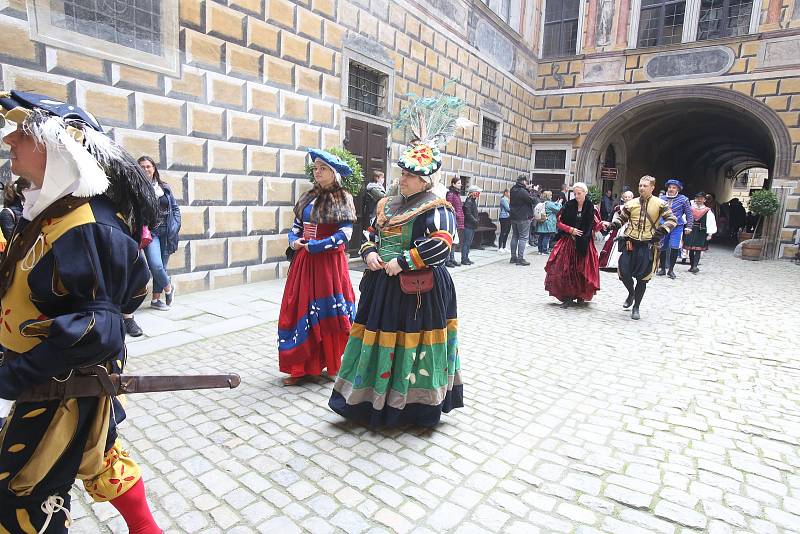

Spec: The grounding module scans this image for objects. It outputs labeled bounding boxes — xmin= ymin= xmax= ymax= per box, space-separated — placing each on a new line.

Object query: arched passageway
xmin=577 ymin=87 xmax=793 ymax=202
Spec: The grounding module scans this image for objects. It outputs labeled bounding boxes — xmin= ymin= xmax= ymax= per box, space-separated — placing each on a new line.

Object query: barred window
xmin=348 ymin=63 xmax=386 ymax=117
xmin=637 ymin=0 xmax=686 ymax=48
xmin=481 ymin=118 xmax=498 ymax=150
xmin=697 ymin=0 xmax=753 ymax=40
xmin=534 ymin=149 xmax=568 ymax=170
xmin=54 ymin=0 xmax=162 ymax=55
xmin=27 ymin=0 xmax=178 ymax=75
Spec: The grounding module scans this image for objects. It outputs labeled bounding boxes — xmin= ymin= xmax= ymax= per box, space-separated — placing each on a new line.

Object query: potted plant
xmin=304 ymin=147 xmax=364 ymax=197
xmin=587 ymin=184 xmax=602 ymax=206
xmin=741 ymin=189 xmax=780 ymax=260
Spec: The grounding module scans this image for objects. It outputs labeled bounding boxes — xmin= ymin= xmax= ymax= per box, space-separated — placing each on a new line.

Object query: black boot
xmin=667 ymin=251 xmax=678 ymax=279
xmin=621 ymin=277 xmax=635 ymax=308
xmin=656 ymin=251 xmax=666 ymax=276
xmin=631 ymin=280 xmax=647 ymax=320
xmin=689 ymin=251 xmax=700 ymax=273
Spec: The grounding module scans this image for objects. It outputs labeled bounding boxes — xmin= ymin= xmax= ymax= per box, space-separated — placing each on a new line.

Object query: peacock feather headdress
xmin=394 ymin=85 xmax=470 ymax=184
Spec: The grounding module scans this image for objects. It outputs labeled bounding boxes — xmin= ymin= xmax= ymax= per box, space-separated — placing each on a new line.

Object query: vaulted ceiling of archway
xmin=613 ymin=99 xmax=774 ymax=191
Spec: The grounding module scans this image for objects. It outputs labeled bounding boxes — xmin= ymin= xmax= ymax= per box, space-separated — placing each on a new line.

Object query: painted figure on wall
xmin=597 ymin=0 xmax=615 ymax=47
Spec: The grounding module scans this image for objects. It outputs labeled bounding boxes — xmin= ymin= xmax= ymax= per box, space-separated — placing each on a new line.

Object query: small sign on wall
xmin=600 ymin=167 xmax=618 ymax=180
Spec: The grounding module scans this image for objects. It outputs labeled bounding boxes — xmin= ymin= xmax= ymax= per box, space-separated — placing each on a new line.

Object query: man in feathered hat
xmin=0 ymin=90 xmax=162 ymax=532
xmin=657 ymin=178 xmax=693 ymax=279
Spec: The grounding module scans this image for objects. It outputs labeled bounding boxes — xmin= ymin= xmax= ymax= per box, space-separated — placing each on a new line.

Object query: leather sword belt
xmin=2 ymin=350 xmax=241 ymax=402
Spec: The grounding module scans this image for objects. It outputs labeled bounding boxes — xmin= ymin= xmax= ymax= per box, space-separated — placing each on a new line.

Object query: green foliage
xmin=304 ymin=147 xmax=364 ymax=196
xmin=749 ymin=189 xmax=780 ymax=217
xmin=587 ymin=184 xmax=602 ymax=205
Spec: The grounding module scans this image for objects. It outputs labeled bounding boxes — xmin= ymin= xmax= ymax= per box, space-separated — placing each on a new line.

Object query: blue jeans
xmin=510 ymin=219 xmax=530 ymax=259
xmin=144 ymin=233 xmax=171 ymax=294
xmin=461 ymin=228 xmax=475 ymax=262
xmin=538 ymin=232 xmax=553 ymax=253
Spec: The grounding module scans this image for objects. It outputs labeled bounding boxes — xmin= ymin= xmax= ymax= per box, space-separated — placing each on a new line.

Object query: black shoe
xmin=510 ymin=257 xmax=519 ymax=264
xmin=445 ymin=261 xmax=456 ymax=268
xmin=124 ymin=317 xmax=143 ymax=337
xmin=631 ymin=307 xmax=641 ymax=320
xmin=451 ymin=261 xmax=461 ymax=267
xmin=461 ymin=260 xmax=474 ymax=265
xmin=517 ymin=259 xmax=530 ymax=266
xmin=656 ymin=269 xmax=666 ymax=276
xmin=667 ymin=271 xmax=676 ymax=279
xmin=623 ymin=294 xmax=634 ymax=308
xmin=165 ymin=287 xmax=175 ymax=306
xmin=560 ymin=299 xmax=573 ymax=308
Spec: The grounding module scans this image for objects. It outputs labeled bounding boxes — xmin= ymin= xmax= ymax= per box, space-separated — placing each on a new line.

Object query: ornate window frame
xmin=627 ymin=0 xmax=762 ymax=47
xmin=26 ymin=0 xmax=180 ymax=76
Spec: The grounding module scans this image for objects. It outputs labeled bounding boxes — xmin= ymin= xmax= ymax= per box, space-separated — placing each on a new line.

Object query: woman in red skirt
xmin=545 ymin=182 xmax=609 ymax=307
xmin=278 ymin=149 xmax=357 ymax=385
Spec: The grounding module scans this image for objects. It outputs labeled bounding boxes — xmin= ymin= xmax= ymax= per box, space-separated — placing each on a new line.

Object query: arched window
xmin=604 ymin=145 xmax=617 ymax=167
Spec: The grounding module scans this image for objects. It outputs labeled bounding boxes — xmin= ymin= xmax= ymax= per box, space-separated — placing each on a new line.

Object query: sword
xmin=16 ymin=366 xmax=241 ymax=403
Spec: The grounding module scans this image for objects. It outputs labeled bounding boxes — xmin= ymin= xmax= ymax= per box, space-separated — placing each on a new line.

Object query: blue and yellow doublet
xmin=0 ymin=196 xmax=150 ymax=533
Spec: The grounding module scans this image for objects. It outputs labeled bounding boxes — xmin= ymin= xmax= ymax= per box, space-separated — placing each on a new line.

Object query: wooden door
xmin=344 ymin=117 xmax=387 ymax=253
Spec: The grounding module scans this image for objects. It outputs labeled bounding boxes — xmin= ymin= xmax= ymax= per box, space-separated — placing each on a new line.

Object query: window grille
xmin=55 ymin=0 xmax=163 ymax=55
xmin=542 ymin=0 xmax=580 ymax=58
xmin=637 ymin=0 xmax=686 ymax=48
xmin=348 ymin=63 xmax=385 ymax=117
xmin=534 ymin=149 xmax=568 ymax=170
xmin=697 ymin=0 xmax=753 ymax=40
xmin=481 ymin=118 xmax=499 ymax=150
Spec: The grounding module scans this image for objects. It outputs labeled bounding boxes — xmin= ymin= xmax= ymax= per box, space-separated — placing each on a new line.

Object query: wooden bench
xmin=473 ymin=212 xmax=498 ymax=249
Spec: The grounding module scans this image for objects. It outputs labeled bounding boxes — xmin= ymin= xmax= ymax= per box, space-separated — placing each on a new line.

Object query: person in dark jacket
xmin=0 ymin=177 xmax=26 ymax=243
xmin=138 ymin=156 xmax=181 ymax=310
xmin=509 ymin=175 xmax=535 ymax=266
xmin=600 ymin=189 xmax=615 ymax=221
xmin=461 ymin=185 xmax=481 ymax=265
xmin=728 ymin=197 xmax=746 ymax=238
xmin=445 ymin=177 xmax=464 ymax=268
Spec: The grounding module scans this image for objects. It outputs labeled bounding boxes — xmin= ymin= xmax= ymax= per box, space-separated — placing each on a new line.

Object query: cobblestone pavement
xmin=70 ymin=247 xmax=800 ymax=534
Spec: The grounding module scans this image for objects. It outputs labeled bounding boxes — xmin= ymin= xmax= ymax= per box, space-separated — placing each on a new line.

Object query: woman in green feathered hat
xmin=329 ymin=90 xmax=467 ymax=427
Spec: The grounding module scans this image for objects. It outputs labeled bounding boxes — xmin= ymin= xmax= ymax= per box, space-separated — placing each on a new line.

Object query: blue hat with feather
xmin=308 ymin=148 xmax=353 ymax=177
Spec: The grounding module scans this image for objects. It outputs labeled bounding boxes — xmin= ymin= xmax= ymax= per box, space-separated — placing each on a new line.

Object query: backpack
xmin=534 ymin=201 xmax=547 ymax=223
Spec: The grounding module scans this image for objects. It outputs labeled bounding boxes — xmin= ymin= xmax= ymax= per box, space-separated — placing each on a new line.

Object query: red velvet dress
xmin=544 ymin=209 xmax=602 ymax=302
xmin=278 ymin=209 xmax=356 ymax=378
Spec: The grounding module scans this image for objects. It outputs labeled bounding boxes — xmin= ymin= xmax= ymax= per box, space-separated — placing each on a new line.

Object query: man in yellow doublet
xmin=0 ymin=91 xmax=161 ymax=533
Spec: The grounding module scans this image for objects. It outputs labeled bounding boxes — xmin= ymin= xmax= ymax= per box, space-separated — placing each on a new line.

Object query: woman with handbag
xmin=544 ymin=182 xmax=610 ymax=307
xmin=138 ymin=156 xmax=180 ymax=311
xmin=278 ymin=149 xmax=358 ymax=386
xmin=328 ymin=140 xmax=463 ymax=428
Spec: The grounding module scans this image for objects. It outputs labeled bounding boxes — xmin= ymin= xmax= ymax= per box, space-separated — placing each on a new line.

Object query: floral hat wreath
xmin=394 ymin=84 xmax=471 ymax=195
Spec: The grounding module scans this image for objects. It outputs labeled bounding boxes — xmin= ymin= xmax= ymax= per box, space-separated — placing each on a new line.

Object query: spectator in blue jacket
xmin=498 ymin=189 xmax=511 ymax=252
xmin=535 ymin=190 xmax=562 ymax=254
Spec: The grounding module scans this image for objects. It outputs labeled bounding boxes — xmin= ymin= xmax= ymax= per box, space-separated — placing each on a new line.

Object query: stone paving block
xmin=72 ymin=252 xmax=800 ymax=532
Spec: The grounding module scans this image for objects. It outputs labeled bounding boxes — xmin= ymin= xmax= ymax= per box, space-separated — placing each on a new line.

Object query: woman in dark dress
xmin=329 ymin=141 xmax=463 ymax=428
xmin=544 ymin=182 xmax=609 ymax=307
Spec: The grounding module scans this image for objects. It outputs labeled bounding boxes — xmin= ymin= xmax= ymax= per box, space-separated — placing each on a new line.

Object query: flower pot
xmin=741 ymin=240 xmax=763 ymax=261
xmin=739 ymin=232 xmax=754 ymax=242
